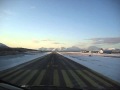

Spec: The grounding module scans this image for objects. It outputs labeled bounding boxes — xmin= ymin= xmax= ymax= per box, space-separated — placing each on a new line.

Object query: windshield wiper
xmin=0 ymin=79 xmax=83 ymax=90
xmin=0 ymin=80 xmax=28 ymax=90
xmin=24 ymin=85 xmax=82 ymax=90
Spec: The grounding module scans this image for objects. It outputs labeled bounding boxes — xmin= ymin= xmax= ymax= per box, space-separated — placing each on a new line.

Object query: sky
xmin=0 ymin=0 xmax=120 ymax=49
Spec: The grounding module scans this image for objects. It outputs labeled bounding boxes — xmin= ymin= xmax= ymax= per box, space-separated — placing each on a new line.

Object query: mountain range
xmin=2 ymin=43 xmax=116 ymax=52
xmin=39 ymin=46 xmax=101 ymax=52
xmin=87 ymin=46 xmax=100 ymax=51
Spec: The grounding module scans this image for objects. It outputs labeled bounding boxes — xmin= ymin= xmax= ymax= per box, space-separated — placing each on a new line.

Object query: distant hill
xmin=0 ymin=43 xmax=37 ymax=56
xmin=0 ymin=43 xmax=9 ymax=48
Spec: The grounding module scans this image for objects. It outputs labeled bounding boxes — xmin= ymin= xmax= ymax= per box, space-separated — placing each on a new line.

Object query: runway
xmin=0 ymin=52 xmax=120 ymax=90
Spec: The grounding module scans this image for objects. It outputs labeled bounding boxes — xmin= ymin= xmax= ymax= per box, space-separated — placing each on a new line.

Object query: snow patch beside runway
xmin=0 ymin=52 xmax=50 ymax=71
xmin=59 ymin=52 xmax=120 ymax=83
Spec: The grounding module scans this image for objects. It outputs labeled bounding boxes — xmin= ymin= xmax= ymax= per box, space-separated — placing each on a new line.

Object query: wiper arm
xmin=0 ymin=80 xmax=82 ymax=90
xmin=25 ymin=85 xmax=83 ymax=90
xmin=0 ymin=80 xmax=28 ymax=90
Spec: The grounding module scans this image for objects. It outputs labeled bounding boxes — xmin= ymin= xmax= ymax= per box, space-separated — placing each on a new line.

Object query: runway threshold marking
xmin=87 ymin=69 xmax=120 ymax=87
xmin=61 ymin=70 xmax=73 ymax=88
xmin=10 ymin=70 xmax=31 ymax=84
xmin=20 ymin=70 xmax=38 ymax=85
xmin=33 ymin=70 xmax=46 ymax=85
xmin=68 ymin=70 xmax=87 ymax=88
xmin=83 ymin=70 xmax=113 ymax=87
xmin=0 ymin=66 xmax=25 ymax=78
xmin=53 ymin=69 xmax=60 ymax=86
xmin=76 ymin=70 xmax=104 ymax=89
xmin=2 ymin=70 xmax=24 ymax=80
xmin=0 ymin=56 xmax=45 ymax=78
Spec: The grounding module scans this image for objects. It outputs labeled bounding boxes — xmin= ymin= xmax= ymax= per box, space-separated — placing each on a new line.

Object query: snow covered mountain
xmin=87 ymin=46 xmax=100 ymax=51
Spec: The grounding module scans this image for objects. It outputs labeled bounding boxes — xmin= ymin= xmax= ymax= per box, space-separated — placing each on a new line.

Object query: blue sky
xmin=0 ymin=0 xmax=120 ymax=49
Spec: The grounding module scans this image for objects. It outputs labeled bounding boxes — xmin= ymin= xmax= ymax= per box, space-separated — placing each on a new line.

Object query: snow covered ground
xmin=59 ymin=52 xmax=120 ymax=83
xmin=0 ymin=52 xmax=50 ymax=71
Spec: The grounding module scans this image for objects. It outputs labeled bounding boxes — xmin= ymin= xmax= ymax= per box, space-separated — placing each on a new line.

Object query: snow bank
xmin=0 ymin=52 xmax=50 ymax=71
xmin=59 ymin=52 xmax=120 ymax=83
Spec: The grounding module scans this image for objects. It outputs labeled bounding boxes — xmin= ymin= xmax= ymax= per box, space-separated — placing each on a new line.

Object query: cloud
xmin=53 ymin=42 xmax=64 ymax=44
xmin=76 ymin=41 xmax=93 ymax=48
xmin=33 ymin=40 xmax=40 ymax=43
xmin=89 ymin=37 xmax=120 ymax=44
xmin=41 ymin=39 xmax=53 ymax=42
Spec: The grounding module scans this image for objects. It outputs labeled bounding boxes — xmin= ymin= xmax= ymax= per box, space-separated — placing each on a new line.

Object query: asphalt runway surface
xmin=0 ymin=52 xmax=120 ymax=90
